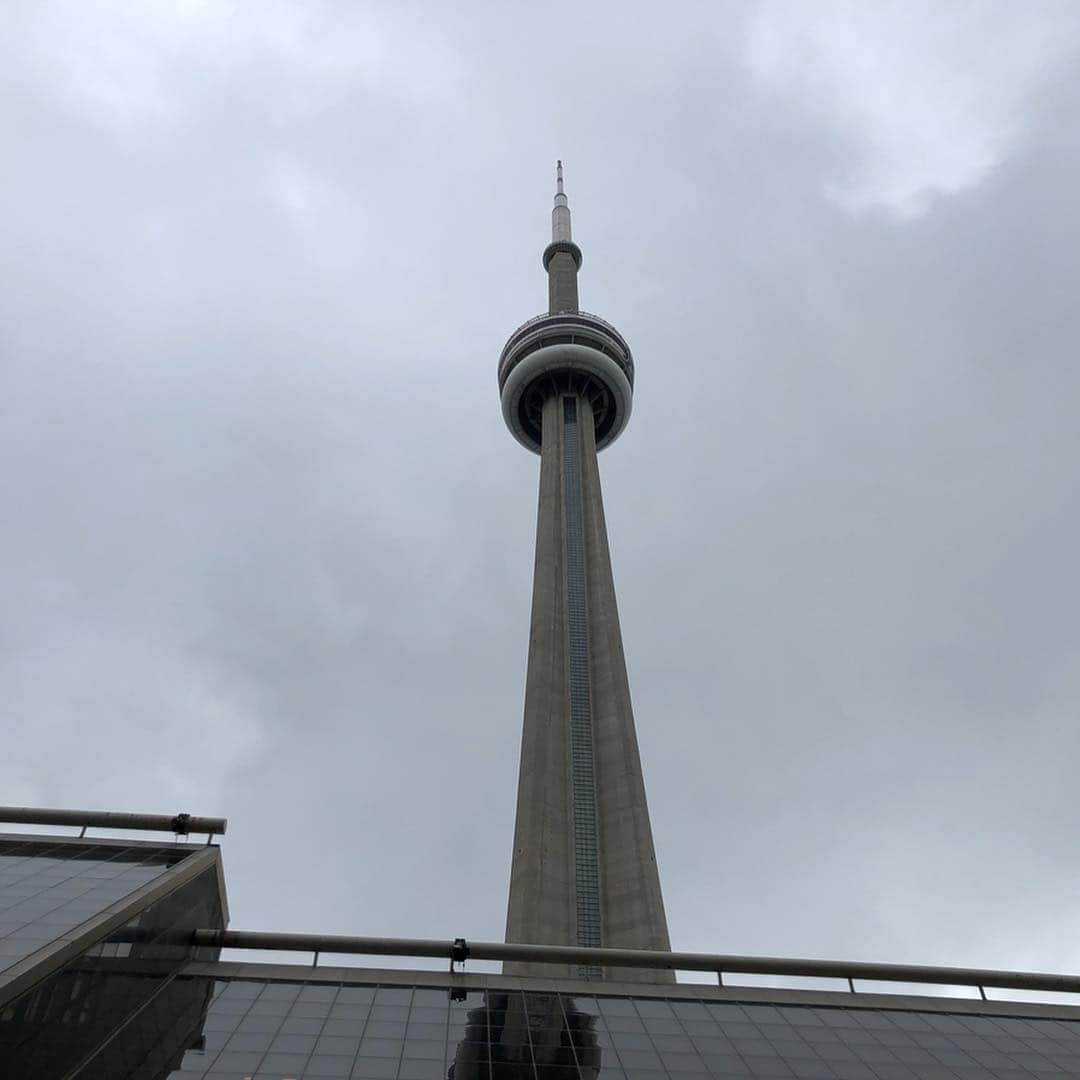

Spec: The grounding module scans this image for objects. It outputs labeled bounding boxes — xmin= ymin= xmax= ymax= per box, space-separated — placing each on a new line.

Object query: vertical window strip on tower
xmin=562 ymin=396 xmax=603 ymax=978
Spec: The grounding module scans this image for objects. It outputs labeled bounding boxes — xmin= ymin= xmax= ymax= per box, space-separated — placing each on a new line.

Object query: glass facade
xmin=0 ymin=847 xmax=223 ymax=1078
xmin=0 ymin=838 xmax=188 ymax=972
xmin=164 ymin=978 xmax=1080 ymax=1080
xmin=4 ymin=836 xmax=1079 ymax=1080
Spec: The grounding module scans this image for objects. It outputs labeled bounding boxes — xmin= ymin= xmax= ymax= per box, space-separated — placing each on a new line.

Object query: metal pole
xmin=0 ymin=806 xmax=227 ymax=836
xmin=192 ymin=930 xmax=1080 ymax=995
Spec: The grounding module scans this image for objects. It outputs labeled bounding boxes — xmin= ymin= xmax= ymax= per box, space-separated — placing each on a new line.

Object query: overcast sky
xmin=3 ymin=1 xmax=1080 ymax=986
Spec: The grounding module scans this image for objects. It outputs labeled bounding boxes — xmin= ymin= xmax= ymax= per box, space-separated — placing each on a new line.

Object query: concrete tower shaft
xmin=501 ymin=166 xmax=672 ymax=983
xmin=545 ymin=161 xmax=582 ymax=314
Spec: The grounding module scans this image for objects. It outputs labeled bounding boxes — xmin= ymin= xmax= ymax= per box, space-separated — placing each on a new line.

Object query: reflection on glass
xmin=0 ymin=866 xmax=221 ymax=1078
xmin=0 ymin=841 xmax=186 ymax=975
xmin=449 ymin=992 xmax=600 ymax=1080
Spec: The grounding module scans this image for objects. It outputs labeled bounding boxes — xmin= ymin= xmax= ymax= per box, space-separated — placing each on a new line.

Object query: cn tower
xmin=499 ymin=164 xmax=672 ymax=982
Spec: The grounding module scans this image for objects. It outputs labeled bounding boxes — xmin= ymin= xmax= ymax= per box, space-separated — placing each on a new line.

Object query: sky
xmin=2 ymin=0 xmax=1080 ymax=987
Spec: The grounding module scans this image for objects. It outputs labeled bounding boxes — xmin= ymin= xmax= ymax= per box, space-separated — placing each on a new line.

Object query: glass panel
xmin=0 ymin=861 xmax=222 ymax=1078
xmin=0 ymin=842 xmax=191 ymax=974
xmin=9 ymin=966 xmax=1073 ymax=1080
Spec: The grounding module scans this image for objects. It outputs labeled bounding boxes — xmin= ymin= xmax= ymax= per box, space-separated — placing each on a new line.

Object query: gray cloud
xmin=2 ymin=1 xmax=1079 ymax=982
xmin=743 ymin=1 xmax=1080 ymax=217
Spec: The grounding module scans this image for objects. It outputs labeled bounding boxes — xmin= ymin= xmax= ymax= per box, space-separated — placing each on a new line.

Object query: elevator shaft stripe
xmin=562 ymin=396 xmax=602 ymax=974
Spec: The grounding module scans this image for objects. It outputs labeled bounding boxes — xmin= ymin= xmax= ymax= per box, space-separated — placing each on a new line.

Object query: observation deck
xmin=498 ymin=309 xmax=635 ymax=453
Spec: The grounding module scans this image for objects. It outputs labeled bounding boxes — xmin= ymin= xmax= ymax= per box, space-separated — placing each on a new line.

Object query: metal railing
xmin=0 ymin=805 xmax=227 ymax=838
xmin=502 ymin=310 xmax=628 ymax=347
xmin=192 ymin=930 xmax=1080 ymax=1000
xmin=499 ymin=311 xmax=633 ymax=371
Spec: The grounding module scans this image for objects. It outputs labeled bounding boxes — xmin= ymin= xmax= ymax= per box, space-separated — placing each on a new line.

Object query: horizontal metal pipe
xmin=0 ymin=806 xmax=226 ymax=836
xmin=194 ymin=930 xmax=1080 ymax=994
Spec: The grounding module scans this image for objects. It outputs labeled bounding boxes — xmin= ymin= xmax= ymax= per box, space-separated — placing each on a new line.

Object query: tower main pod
xmin=498 ymin=165 xmax=672 ymax=982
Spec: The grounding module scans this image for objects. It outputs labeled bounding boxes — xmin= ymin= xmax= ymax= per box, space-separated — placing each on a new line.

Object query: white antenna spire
xmin=552 ymin=159 xmax=571 ymax=243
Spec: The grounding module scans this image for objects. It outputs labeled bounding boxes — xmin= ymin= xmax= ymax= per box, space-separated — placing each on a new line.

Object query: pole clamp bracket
xmin=450 ymin=937 xmax=469 ymax=972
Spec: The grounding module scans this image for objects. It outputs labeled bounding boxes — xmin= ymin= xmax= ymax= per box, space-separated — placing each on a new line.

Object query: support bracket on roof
xmin=450 ymin=937 xmax=469 ymax=973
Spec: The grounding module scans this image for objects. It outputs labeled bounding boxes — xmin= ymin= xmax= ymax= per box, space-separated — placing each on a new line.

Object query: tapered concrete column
xmin=500 ymin=165 xmax=670 ymax=982
xmin=578 ymin=401 xmax=670 ymax=963
xmin=504 ymin=393 xmax=671 ymax=983
xmin=505 ymin=394 xmax=576 ymax=963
